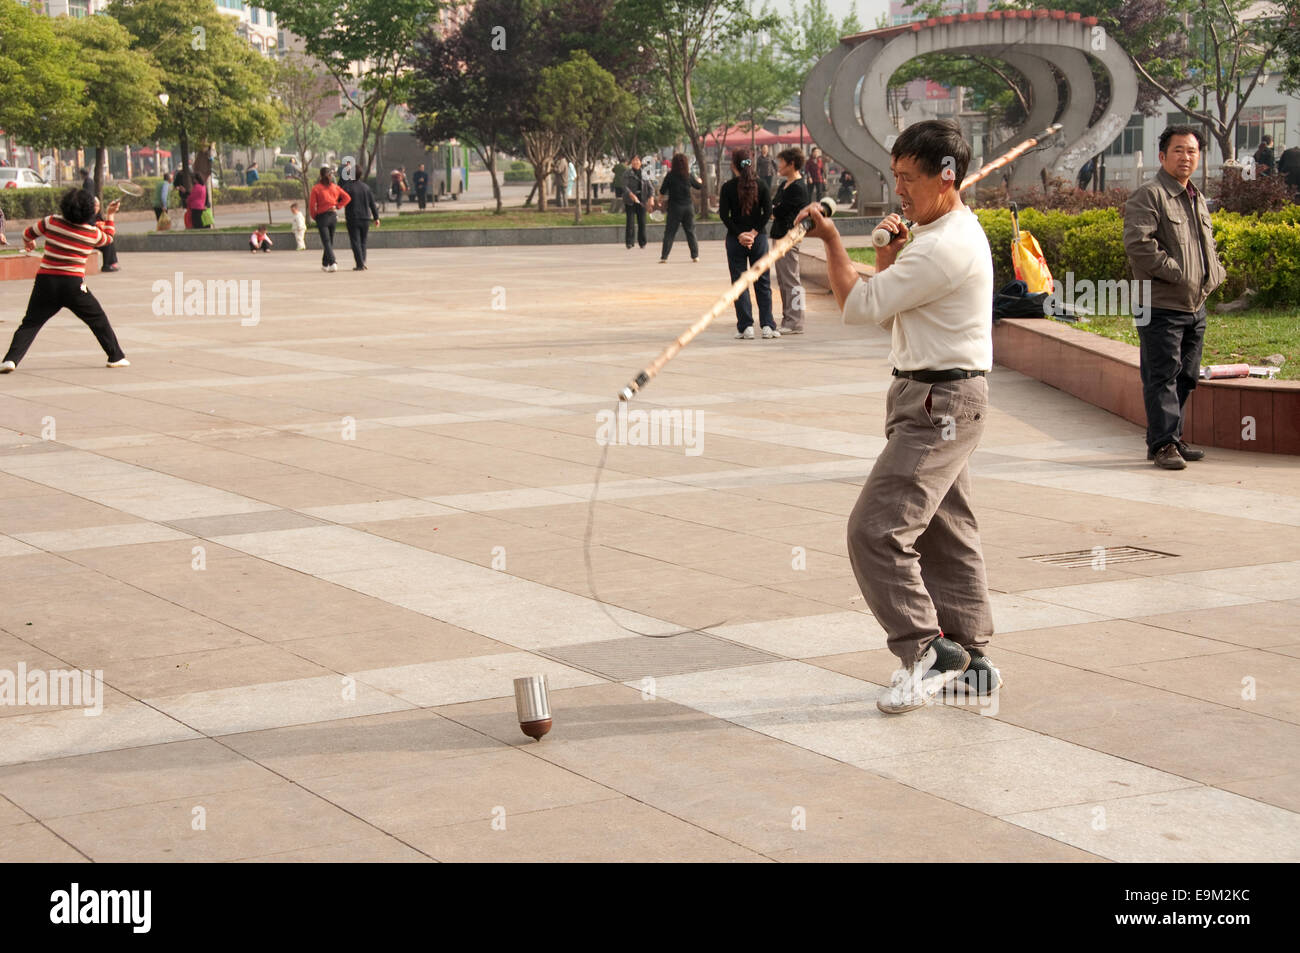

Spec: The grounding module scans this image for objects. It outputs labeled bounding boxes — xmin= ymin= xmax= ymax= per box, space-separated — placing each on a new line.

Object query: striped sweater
xmin=23 ymin=216 xmax=115 ymax=278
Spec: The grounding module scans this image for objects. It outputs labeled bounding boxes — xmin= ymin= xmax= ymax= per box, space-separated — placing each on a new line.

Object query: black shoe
xmin=946 ymin=652 xmax=1002 ymax=699
xmin=1151 ymin=443 xmax=1187 ymax=469
xmin=1175 ymin=440 xmax=1205 ymax=461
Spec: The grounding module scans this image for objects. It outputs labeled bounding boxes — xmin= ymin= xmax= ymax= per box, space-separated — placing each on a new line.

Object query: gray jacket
xmin=1123 ymin=167 xmax=1226 ymax=313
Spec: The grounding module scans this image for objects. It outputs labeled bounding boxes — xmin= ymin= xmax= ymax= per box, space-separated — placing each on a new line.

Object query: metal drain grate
xmin=1026 ymin=546 xmax=1176 ymax=568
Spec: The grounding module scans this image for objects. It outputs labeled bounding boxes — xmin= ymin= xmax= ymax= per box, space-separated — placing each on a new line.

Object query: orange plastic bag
xmin=1012 ymin=230 xmax=1052 ymax=294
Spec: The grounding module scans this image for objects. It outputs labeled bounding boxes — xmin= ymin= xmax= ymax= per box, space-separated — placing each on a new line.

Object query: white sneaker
xmin=761 ymin=327 xmax=780 ymax=339
xmin=0 ymin=360 xmax=15 ymax=374
xmin=735 ymin=326 xmax=755 ymax=340
xmin=106 ymin=358 xmax=130 ymax=368
xmin=322 ymin=265 xmax=330 ymax=272
xmin=876 ymin=646 xmax=962 ymax=714
xmin=328 ymin=264 xmax=337 ymax=272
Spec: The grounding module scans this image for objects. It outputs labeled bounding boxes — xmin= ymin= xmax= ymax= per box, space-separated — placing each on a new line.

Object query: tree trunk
xmin=93 ymin=146 xmax=107 ymax=197
xmin=524 ymin=181 xmax=537 ymax=207
xmin=486 ymin=148 xmax=502 ymax=214
xmin=178 ymin=127 xmax=191 ymax=175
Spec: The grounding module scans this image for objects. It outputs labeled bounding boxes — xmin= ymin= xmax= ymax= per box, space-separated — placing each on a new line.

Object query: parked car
xmin=0 ymin=167 xmax=51 ymax=189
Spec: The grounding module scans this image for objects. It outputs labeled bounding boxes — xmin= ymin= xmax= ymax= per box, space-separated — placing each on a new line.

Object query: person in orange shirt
xmin=309 ymin=167 xmax=350 ymax=272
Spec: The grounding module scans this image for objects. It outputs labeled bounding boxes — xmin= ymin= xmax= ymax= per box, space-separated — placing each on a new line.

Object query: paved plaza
xmin=0 ymin=242 xmax=1297 ymax=862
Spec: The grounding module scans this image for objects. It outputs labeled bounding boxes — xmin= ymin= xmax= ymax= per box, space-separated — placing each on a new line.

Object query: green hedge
xmin=1 ymin=177 xmax=304 ymax=221
xmin=973 ymin=205 xmax=1300 ymax=309
xmin=0 ymin=189 xmax=61 ymax=220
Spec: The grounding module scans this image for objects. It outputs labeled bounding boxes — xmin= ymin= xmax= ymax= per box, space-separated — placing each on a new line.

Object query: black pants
xmin=95 ymin=213 xmax=117 ymax=268
xmin=249 ymin=239 xmax=271 ymax=252
xmin=416 ymin=189 xmax=427 ymax=211
xmin=1137 ymin=305 xmax=1206 ymax=451
xmin=4 ymin=273 xmax=125 ymax=366
xmin=346 ymin=220 xmax=369 ymax=268
xmin=660 ymin=203 xmax=698 ymax=260
xmin=316 ymin=212 xmax=337 ymax=266
xmin=725 ymin=232 xmax=773 ymax=330
xmin=624 ymin=203 xmax=646 ymax=248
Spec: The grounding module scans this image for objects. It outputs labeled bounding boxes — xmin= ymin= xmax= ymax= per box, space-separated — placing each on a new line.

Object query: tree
xmin=53 ymin=15 xmax=163 ymax=196
xmin=1278 ymin=1 xmax=1300 ymax=94
xmin=1002 ymin=0 xmax=1293 ymax=167
xmin=273 ymin=54 xmax=333 ymax=211
xmin=0 ymin=0 xmax=87 ymax=166
xmin=537 ymin=50 xmax=637 ymax=222
xmin=108 ymin=0 xmax=279 ymax=178
xmin=617 ymin=0 xmax=775 ymax=218
xmin=778 ymin=0 xmax=862 ymax=74
xmin=410 ymin=0 xmax=530 ymax=213
xmin=724 ymin=11 xmax=799 ymax=156
xmin=261 ymin=0 xmax=436 ymax=181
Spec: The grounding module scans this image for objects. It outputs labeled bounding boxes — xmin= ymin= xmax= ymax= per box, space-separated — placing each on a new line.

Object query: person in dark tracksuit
xmin=79 ymin=168 xmax=119 ymax=272
xmin=2 ymin=188 xmax=128 ymax=373
xmin=413 ymin=164 xmax=429 ymax=211
xmin=339 ymin=173 xmax=381 ymax=270
xmin=718 ymin=147 xmax=775 ymax=338
xmin=658 ymin=153 xmax=702 ymax=262
xmin=622 ymin=156 xmax=654 ymax=249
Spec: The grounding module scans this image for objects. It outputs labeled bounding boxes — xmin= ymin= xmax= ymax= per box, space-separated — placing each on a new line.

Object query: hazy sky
xmin=815 ymin=0 xmax=893 ymax=31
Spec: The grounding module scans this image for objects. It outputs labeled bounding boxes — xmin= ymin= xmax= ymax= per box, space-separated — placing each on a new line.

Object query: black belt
xmin=892 ymin=368 xmax=987 ymax=383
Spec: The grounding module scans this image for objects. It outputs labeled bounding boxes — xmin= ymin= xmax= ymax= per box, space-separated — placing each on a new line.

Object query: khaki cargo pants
xmin=848 ymin=375 xmax=994 ymax=665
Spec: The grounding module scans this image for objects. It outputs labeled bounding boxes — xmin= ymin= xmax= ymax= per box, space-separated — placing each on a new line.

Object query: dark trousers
xmin=1137 ymin=305 xmax=1206 ymax=450
xmin=624 ymin=203 xmax=646 ymax=248
xmin=95 ymin=213 xmax=117 ymax=267
xmin=346 ymin=220 xmax=370 ymax=268
xmin=4 ymin=273 xmax=125 ymax=366
xmin=249 ymin=239 xmax=271 ymax=252
xmin=660 ymin=203 xmax=698 ymax=260
xmin=416 ymin=189 xmax=427 ymax=211
xmin=316 ymin=212 xmax=337 ymax=266
xmin=725 ymin=232 xmax=774 ymax=330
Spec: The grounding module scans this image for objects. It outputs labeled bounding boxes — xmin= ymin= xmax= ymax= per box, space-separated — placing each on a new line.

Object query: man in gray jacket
xmin=1123 ymin=125 xmax=1227 ymax=470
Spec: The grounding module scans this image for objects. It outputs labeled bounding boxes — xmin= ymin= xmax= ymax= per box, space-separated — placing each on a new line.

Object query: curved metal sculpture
xmin=804 ymin=10 xmax=1137 ymax=200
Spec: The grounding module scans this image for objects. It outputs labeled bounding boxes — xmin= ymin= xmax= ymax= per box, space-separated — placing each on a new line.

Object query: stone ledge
xmin=993 ymin=318 xmax=1300 ymax=454
xmin=0 ymin=253 xmax=101 ymax=282
xmin=112 ymin=216 xmax=886 ymax=253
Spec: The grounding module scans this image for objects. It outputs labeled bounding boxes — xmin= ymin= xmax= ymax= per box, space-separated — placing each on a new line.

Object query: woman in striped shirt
xmin=1 ymin=188 xmax=129 ymax=373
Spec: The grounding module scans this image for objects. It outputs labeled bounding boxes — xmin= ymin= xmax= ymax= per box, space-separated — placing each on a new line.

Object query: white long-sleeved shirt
xmin=843 ymin=205 xmax=993 ymax=371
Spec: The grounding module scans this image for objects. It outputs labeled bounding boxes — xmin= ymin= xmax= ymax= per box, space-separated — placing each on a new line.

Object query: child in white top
xmin=290 ymin=204 xmax=306 ymax=250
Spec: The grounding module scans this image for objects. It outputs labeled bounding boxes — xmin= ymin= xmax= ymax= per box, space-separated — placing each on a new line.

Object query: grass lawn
xmin=211 ymin=208 xmax=629 ymax=233
xmin=1059 ymin=309 xmax=1300 ymax=380
xmin=847 ymin=247 xmax=877 ymax=267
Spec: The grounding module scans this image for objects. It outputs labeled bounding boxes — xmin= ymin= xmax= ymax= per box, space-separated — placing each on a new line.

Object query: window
xmin=217 ymin=0 xmax=242 ymax=8
xmin=68 ymin=0 xmax=90 ymax=17
xmin=250 ymin=7 xmax=260 ymax=24
xmin=1235 ymin=105 xmax=1287 ymax=152
xmin=1106 ymin=113 xmax=1144 ymax=156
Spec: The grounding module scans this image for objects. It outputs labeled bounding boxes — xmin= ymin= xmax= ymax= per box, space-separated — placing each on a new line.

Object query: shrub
xmin=969 ymin=177 xmax=1130 ymax=212
xmin=1212 ymin=218 xmax=1300 ymax=306
xmin=0 ymin=188 xmax=61 ymax=220
xmin=504 ymin=161 xmax=533 ymax=183
xmin=1212 ymin=167 xmax=1299 ymax=214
